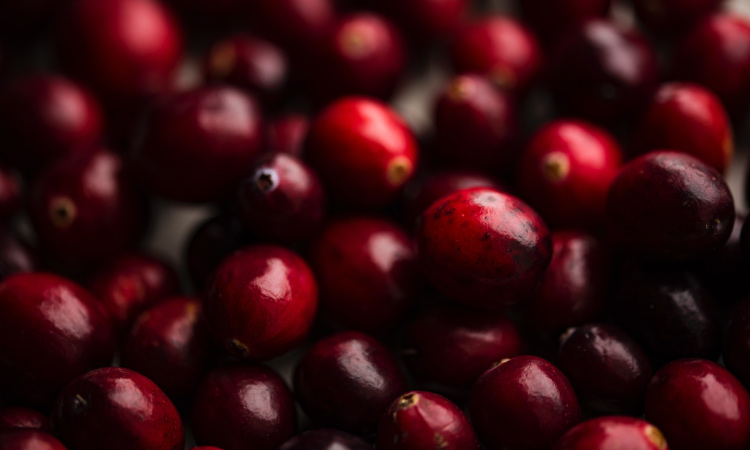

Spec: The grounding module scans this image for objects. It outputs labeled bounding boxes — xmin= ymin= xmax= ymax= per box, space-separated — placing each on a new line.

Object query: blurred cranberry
xmin=0 ymin=407 xmax=50 ymax=433
xmin=0 ymin=228 xmax=37 ymax=281
xmin=723 ymin=299 xmax=750 ymax=389
xmin=161 ymin=0 xmax=246 ymax=26
xmin=553 ymin=416 xmax=668 ymax=450
xmin=519 ymin=0 xmax=612 ymax=43
xmin=0 ymin=164 xmax=21 ymax=220
xmin=0 ymin=430 xmax=67 ymax=450
xmin=266 ymin=114 xmax=309 ymax=157
xmin=371 ymin=0 xmax=469 ymax=43
xmin=279 ymin=429 xmax=372 ymax=450
xmin=632 ymin=0 xmax=725 ymax=35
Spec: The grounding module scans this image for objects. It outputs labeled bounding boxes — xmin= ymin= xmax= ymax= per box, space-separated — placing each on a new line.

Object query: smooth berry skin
xmin=723 ymin=300 xmax=750 ymax=388
xmin=305 ymin=97 xmax=419 ymax=209
xmin=519 ymin=0 xmax=612 ymax=43
xmin=403 ymin=306 xmax=523 ymax=390
xmin=307 ymin=217 xmax=419 ymax=333
xmin=606 ymin=151 xmax=734 ymax=262
xmin=518 ymin=120 xmax=622 ymax=229
xmin=635 ymin=83 xmax=733 ymax=173
xmin=236 ymin=153 xmax=325 ymax=243
xmin=646 ymin=359 xmax=750 ymax=450
xmin=130 ymin=86 xmax=264 ymax=203
xmin=469 ymin=355 xmax=581 ymax=450
xmin=0 ymin=407 xmax=50 ymax=433
xmin=204 ymin=245 xmax=318 ymax=361
xmin=376 ymin=391 xmax=479 ymax=450
xmin=416 ymin=187 xmax=552 ymax=311
xmin=633 ymin=0 xmax=723 ymax=35
xmin=0 ymin=165 xmax=21 ymax=220
xmin=0 ymin=430 xmax=67 ymax=450
xmin=0 ymin=273 xmax=115 ymax=407
xmin=192 ymin=364 xmax=296 ymax=450
xmin=553 ymin=416 xmax=668 ymax=450
xmin=293 ymin=331 xmax=407 ymax=435
xmin=279 ymin=429 xmax=372 ymax=450
xmin=0 ymin=75 xmax=102 ymax=173
xmin=266 ymin=114 xmax=309 ymax=158
xmin=52 ymin=367 xmax=184 ymax=450
xmin=0 ymin=229 xmax=37 ymax=282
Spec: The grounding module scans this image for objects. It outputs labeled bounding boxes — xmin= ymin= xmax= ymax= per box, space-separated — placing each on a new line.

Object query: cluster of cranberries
xmin=1 ymin=0 xmax=750 ymax=449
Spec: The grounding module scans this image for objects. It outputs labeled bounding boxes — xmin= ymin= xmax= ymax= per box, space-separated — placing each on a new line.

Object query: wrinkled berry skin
xmin=469 ymin=355 xmax=581 ymax=450
xmin=416 ymin=187 xmax=552 ymax=311
xmin=632 ymin=0 xmax=723 ymax=34
xmin=294 ymin=331 xmax=407 ymax=435
xmin=553 ymin=416 xmax=668 ymax=450
xmin=0 ymin=228 xmax=37 ymax=281
xmin=645 ymin=359 xmax=750 ymax=450
xmin=606 ymin=151 xmax=734 ymax=262
xmin=0 ymin=407 xmax=50 ymax=433
xmin=723 ymin=300 xmax=750 ymax=388
xmin=279 ymin=429 xmax=372 ymax=450
xmin=0 ymin=430 xmax=67 ymax=450
xmin=52 ymin=367 xmax=184 ymax=450
xmin=520 ymin=0 xmax=612 ymax=43
xmin=267 ymin=114 xmax=309 ymax=157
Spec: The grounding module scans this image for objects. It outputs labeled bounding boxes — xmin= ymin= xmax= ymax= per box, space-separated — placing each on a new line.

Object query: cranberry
xmin=236 ymin=153 xmax=325 ymax=243
xmin=52 ymin=367 xmax=184 ymax=450
xmin=204 ymin=245 xmax=318 ymax=360
xmin=192 ymin=364 xmax=296 ymax=450
xmin=553 ymin=416 xmax=668 ymax=450
xmin=0 ymin=273 xmax=115 ymax=406
xmin=266 ymin=113 xmax=309 ymax=157
xmin=0 ymin=165 xmax=21 ymax=220
xmin=293 ymin=331 xmax=407 ymax=435
xmin=279 ymin=429 xmax=372 ymax=450
xmin=403 ymin=306 xmax=523 ymax=390
xmin=519 ymin=0 xmax=612 ymax=43
xmin=633 ymin=0 xmax=724 ymax=35
xmin=0 ymin=228 xmax=37 ymax=281
xmin=376 ymin=391 xmax=479 ymax=450
xmin=646 ymin=358 xmax=750 ymax=450
xmin=370 ymin=0 xmax=469 ymax=42
xmin=252 ymin=0 xmax=335 ymax=61
xmin=0 ymin=407 xmax=50 ymax=433
xmin=162 ymin=0 xmax=246 ymax=26
xmin=606 ymin=151 xmax=734 ymax=262
xmin=0 ymin=75 xmax=102 ymax=173
xmin=723 ymin=299 xmax=750 ymax=388
xmin=517 ymin=120 xmax=622 ymax=229
xmin=305 ymin=97 xmax=419 ymax=209
xmin=416 ymin=187 xmax=552 ymax=311
xmin=469 ymin=355 xmax=581 ymax=450
xmin=0 ymin=430 xmax=67 ymax=450
xmin=693 ymin=214 xmax=747 ymax=303
xmin=130 ymin=86 xmax=264 ymax=203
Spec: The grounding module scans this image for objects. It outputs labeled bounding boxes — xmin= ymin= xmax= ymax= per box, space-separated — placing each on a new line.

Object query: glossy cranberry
xmin=416 ymin=187 xmax=552 ymax=311
xmin=0 ymin=430 xmax=67 ymax=450
xmin=0 ymin=165 xmax=21 ymax=220
xmin=723 ymin=300 xmax=750 ymax=388
xmin=266 ymin=114 xmax=309 ymax=157
xmin=403 ymin=306 xmax=523 ymax=390
xmin=294 ymin=331 xmax=407 ymax=435
xmin=553 ymin=416 xmax=668 ymax=450
xmin=305 ymin=97 xmax=419 ymax=208
xmin=130 ymin=86 xmax=264 ymax=203
xmin=693 ymin=214 xmax=747 ymax=302
xmin=279 ymin=429 xmax=372 ymax=450
xmin=0 ymin=75 xmax=102 ymax=173
xmin=469 ymin=355 xmax=581 ymax=450
xmin=0 ymin=229 xmax=37 ymax=281
xmin=646 ymin=359 xmax=750 ymax=450
xmin=0 ymin=273 xmax=115 ymax=406
xmin=519 ymin=0 xmax=612 ymax=43
xmin=370 ymin=0 xmax=469 ymax=42
xmin=0 ymin=407 xmax=50 ymax=433
xmin=252 ymin=0 xmax=335 ymax=60
xmin=192 ymin=364 xmax=296 ymax=450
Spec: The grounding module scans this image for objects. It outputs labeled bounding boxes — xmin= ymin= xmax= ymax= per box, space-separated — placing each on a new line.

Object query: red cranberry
xmin=266 ymin=113 xmax=309 ymax=157
xmin=519 ymin=0 xmax=612 ymax=43
xmin=553 ymin=416 xmax=668 ymax=450
xmin=52 ymin=367 xmax=184 ymax=450
xmin=305 ymin=97 xmax=419 ymax=208
xmin=633 ymin=0 xmax=724 ymax=35
xmin=723 ymin=299 xmax=750 ymax=388
xmin=192 ymin=364 xmax=296 ymax=450
xmin=0 ymin=430 xmax=67 ymax=450
xmin=646 ymin=359 xmax=750 ymax=450
xmin=376 ymin=391 xmax=479 ymax=450
xmin=0 ymin=228 xmax=37 ymax=282
xmin=130 ymin=86 xmax=264 ymax=203
xmin=293 ymin=331 xmax=407 ymax=435
xmin=469 ymin=355 xmax=581 ymax=450
xmin=279 ymin=429 xmax=372 ymax=450
xmin=402 ymin=306 xmax=523 ymax=390
xmin=371 ymin=0 xmax=469 ymax=42
xmin=0 ymin=407 xmax=50 ymax=433
xmin=0 ymin=273 xmax=115 ymax=406
xmin=0 ymin=164 xmax=21 ymax=220
xmin=252 ymin=0 xmax=335 ymax=61
xmin=416 ymin=187 xmax=552 ymax=311
xmin=204 ymin=245 xmax=318 ymax=360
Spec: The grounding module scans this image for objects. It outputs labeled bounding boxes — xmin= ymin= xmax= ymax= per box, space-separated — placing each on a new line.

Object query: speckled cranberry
xmin=279 ymin=429 xmax=372 ymax=450
xmin=267 ymin=114 xmax=309 ymax=158
xmin=553 ymin=416 xmax=668 ymax=450
xmin=0 ymin=164 xmax=21 ymax=220
xmin=0 ymin=228 xmax=37 ymax=281
xmin=192 ymin=364 xmax=296 ymax=450
xmin=0 ymin=407 xmax=50 ymax=433
xmin=252 ymin=0 xmax=335 ymax=61
xmin=646 ymin=359 xmax=750 ymax=450
xmin=294 ymin=331 xmax=407 ymax=435
xmin=633 ymin=0 xmax=724 ymax=35
xmin=519 ymin=0 xmax=612 ymax=43
xmin=723 ymin=300 xmax=750 ymax=388
xmin=0 ymin=430 xmax=67 ymax=450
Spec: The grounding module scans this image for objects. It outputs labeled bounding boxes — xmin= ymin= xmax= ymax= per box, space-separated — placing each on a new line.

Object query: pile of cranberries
xmin=2 ymin=0 xmax=750 ymax=449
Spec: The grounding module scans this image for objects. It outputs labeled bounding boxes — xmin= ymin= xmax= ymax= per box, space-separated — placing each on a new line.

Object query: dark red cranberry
xmin=252 ymin=0 xmax=335 ymax=61
xmin=469 ymin=355 xmax=581 ymax=450
xmin=517 ymin=120 xmax=622 ymax=229
xmin=606 ymin=151 xmax=734 ymax=262
xmin=519 ymin=0 xmax=612 ymax=43
xmin=204 ymin=245 xmax=318 ymax=360
xmin=0 ymin=228 xmax=37 ymax=282
xmin=646 ymin=359 xmax=750 ymax=450
xmin=0 ymin=165 xmax=21 ymax=220
xmin=633 ymin=0 xmax=724 ymax=35
xmin=0 ymin=407 xmax=50 ymax=433
xmin=0 ymin=430 xmax=67 ymax=450
xmin=305 ymin=97 xmax=419 ymax=209
xmin=693 ymin=214 xmax=747 ymax=303
xmin=403 ymin=306 xmax=523 ymax=390
xmin=723 ymin=300 xmax=750 ymax=388
xmin=416 ymin=187 xmax=552 ymax=311
xmin=192 ymin=364 xmax=296 ymax=450
xmin=0 ymin=273 xmax=115 ymax=406
xmin=293 ymin=331 xmax=407 ymax=435
xmin=52 ymin=367 xmax=184 ymax=450
xmin=549 ymin=20 xmax=660 ymax=124
xmin=266 ymin=114 xmax=309 ymax=157
xmin=162 ymin=0 xmax=246 ymax=26
xmin=376 ymin=391 xmax=479 ymax=450
xmin=553 ymin=416 xmax=668 ymax=450
xmin=279 ymin=429 xmax=372 ymax=450
xmin=370 ymin=0 xmax=469 ymax=42
xmin=130 ymin=86 xmax=264 ymax=203
xmin=236 ymin=153 xmax=325 ymax=243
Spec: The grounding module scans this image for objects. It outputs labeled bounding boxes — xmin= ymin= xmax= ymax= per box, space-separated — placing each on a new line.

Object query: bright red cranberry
xmin=0 ymin=228 xmax=37 ymax=281
xmin=0 ymin=273 xmax=115 ymax=406
xmin=192 ymin=364 xmax=296 ymax=450
xmin=646 ymin=359 xmax=750 ymax=450
xmin=0 ymin=407 xmax=50 ymax=433
xmin=305 ymin=97 xmax=419 ymax=208
xmin=0 ymin=164 xmax=21 ymax=220
xmin=279 ymin=429 xmax=372 ymax=450
xmin=416 ymin=187 xmax=552 ymax=311
xmin=371 ymin=0 xmax=469 ymax=42
xmin=633 ymin=0 xmax=724 ymax=35
xmin=252 ymin=0 xmax=335 ymax=60
xmin=204 ymin=245 xmax=318 ymax=360
xmin=294 ymin=331 xmax=407 ymax=435
xmin=403 ymin=306 xmax=523 ymax=390
xmin=519 ymin=0 xmax=612 ymax=43
xmin=0 ymin=430 xmax=67 ymax=450
xmin=266 ymin=114 xmax=309 ymax=157
xmin=121 ymin=297 xmax=209 ymax=398
xmin=130 ymin=86 xmax=264 ymax=203
xmin=52 ymin=367 xmax=184 ymax=450
xmin=723 ymin=300 xmax=750 ymax=388
xmin=377 ymin=391 xmax=478 ymax=450
xmin=553 ymin=416 xmax=668 ymax=450
xmin=694 ymin=214 xmax=747 ymax=303
xmin=469 ymin=355 xmax=581 ymax=450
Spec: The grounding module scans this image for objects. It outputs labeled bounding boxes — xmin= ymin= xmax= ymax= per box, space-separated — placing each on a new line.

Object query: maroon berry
xmin=266 ymin=113 xmax=309 ymax=157
xmin=633 ymin=0 xmax=724 ymax=35
xmin=279 ymin=429 xmax=372 ymax=450
xmin=0 ymin=407 xmax=50 ymax=433
xmin=723 ymin=299 xmax=750 ymax=388
xmin=163 ymin=0 xmax=246 ymax=26
xmin=553 ymin=416 xmax=668 ymax=450
xmin=0 ymin=430 xmax=67 ymax=450
xmin=0 ymin=229 xmax=37 ymax=282
xmin=373 ymin=0 xmax=469 ymax=42
xmin=519 ymin=0 xmax=612 ymax=43
xmin=0 ymin=165 xmax=20 ymax=220
xmin=252 ymin=0 xmax=335 ymax=60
